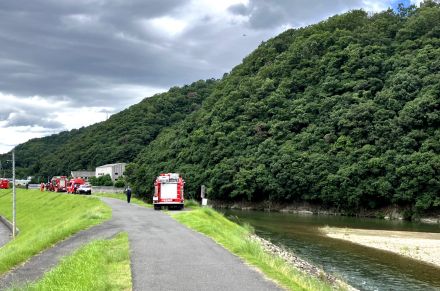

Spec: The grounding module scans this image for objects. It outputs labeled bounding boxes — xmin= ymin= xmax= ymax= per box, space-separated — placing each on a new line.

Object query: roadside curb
xmin=0 ymin=215 xmax=19 ymax=236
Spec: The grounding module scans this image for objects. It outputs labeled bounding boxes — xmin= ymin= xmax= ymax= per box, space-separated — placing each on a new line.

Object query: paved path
xmin=0 ymin=221 xmax=10 ymax=248
xmin=0 ymin=198 xmax=281 ymax=290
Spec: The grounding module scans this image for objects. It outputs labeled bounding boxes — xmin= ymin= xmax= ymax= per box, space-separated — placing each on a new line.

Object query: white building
xmin=95 ymin=163 xmax=126 ymax=181
xmin=71 ymin=171 xmax=95 ymax=181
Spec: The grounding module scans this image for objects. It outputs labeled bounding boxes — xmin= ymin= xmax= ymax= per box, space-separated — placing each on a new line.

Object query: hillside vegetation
xmin=127 ymin=2 xmax=440 ymax=215
xmin=2 ymin=2 xmax=439 ymax=215
xmin=0 ymin=79 xmax=217 ymax=179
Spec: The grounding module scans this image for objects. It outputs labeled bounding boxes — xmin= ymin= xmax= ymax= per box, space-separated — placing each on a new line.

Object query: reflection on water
xmin=223 ymin=210 xmax=440 ymax=291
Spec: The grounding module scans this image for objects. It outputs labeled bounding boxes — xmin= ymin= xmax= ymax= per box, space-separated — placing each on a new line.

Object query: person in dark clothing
xmin=126 ymin=186 xmax=132 ymax=203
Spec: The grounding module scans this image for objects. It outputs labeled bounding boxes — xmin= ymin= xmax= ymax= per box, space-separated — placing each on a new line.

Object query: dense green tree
xmin=89 ymin=174 xmax=113 ymax=186
xmin=126 ymin=2 xmax=440 ymax=214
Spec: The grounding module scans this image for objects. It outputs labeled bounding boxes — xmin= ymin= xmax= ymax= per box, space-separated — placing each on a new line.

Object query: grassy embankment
xmin=172 ymin=208 xmax=339 ymax=291
xmin=13 ymin=233 xmax=131 ymax=291
xmin=0 ymin=189 xmax=111 ymax=274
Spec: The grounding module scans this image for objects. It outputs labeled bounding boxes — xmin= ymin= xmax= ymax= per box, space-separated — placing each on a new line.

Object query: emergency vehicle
xmin=153 ymin=173 xmax=184 ymax=210
xmin=0 ymin=179 xmax=9 ymax=189
xmin=49 ymin=176 xmax=68 ymax=192
xmin=67 ymin=178 xmax=86 ymax=194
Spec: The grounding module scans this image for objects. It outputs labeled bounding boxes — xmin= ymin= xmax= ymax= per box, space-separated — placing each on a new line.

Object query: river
xmin=222 ymin=210 xmax=440 ymax=291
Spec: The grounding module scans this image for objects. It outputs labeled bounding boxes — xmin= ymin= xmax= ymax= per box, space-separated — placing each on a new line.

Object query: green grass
xmin=93 ymin=192 xmax=152 ymax=208
xmin=184 ymin=199 xmax=200 ymax=208
xmin=172 ymin=208 xmax=341 ymax=291
xmin=0 ymin=189 xmax=111 ymax=274
xmin=14 ymin=233 xmax=131 ymax=291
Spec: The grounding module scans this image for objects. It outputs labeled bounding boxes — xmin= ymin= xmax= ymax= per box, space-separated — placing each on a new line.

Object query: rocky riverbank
xmin=321 ymin=227 xmax=440 ymax=268
xmin=250 ymin=234 xmax=358 ymax=291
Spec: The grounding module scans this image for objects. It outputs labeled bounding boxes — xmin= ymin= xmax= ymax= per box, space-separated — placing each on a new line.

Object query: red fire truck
xmin=49 ymin=176 xmax=68 ymax=192
xmin=67 ymin=178 xmax=86 ymax=194
xmin=153 ymin=173 xmax=184 ymax=210
xmin=0 ymin=179 xmax=9 ymax=189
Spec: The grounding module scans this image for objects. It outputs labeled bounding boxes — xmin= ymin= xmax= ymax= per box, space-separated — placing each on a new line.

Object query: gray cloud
xmin=0 ymin=103 xmax=65 ymax=129
xmin=228 ymin=4 xmax=250 ymax=16
xmin=0 ymin=0 xmax=389 ymax=153
xmin=0 ymin=108 xmax=13 ymax=121
xmin=6 ymin=113 xmax=64 ymax=129
xmin=0 ymin=0 xmax=374 ymax=107
xmin=228 ymin=0 xmax=367 ymax=29
xmin=0 ymin=0 xmax=192 ymax=109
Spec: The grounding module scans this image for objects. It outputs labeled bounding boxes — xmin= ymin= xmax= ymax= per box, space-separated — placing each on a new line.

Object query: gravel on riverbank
xmin=250 ymin=234 xmax=357 ymax=291
xmin=321 ymin=227 xmax=440 ymax=268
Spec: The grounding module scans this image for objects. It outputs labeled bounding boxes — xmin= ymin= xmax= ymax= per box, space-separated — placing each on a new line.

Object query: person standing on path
xmin=125 ymin=186 xmax=132 ymax=203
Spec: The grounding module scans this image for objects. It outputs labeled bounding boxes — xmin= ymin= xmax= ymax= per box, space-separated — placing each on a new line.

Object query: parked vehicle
xmin=153 ymin=173 xmax=184 ymax=210
xmin=67 ymin=178 xmax=86 ymax=194
xmin=0 ymin=179 xmax=9 ymax=189
xmin=48 ymin=176 xmax=68 ymax=192
xmin=78 ymin=184 xmax=92 ymax=195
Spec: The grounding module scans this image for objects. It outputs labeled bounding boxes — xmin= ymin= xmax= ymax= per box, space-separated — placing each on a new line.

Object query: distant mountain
xmin=127 ymin=2 xmax=440 ymax=215
xmin=0 ymin=79 xmax=217 ymax=179
xmin=3 ymin=2 xmax=440 ymax=216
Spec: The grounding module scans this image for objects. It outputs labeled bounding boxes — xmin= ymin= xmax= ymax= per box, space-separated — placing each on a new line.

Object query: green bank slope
xmin=0 ymin=189 xmax=111 ymax=274
xmin=129 ymin=3 xmax=440 ymax=215
xmin=16 ymin=233 xmax=131 ymax=291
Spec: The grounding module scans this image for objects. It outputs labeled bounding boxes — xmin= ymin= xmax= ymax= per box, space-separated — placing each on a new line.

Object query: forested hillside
xmin=127 ymin=2 xmax=440 ymax=214
xmin=2 ymin=2 xmax=439 ymax=215
xmin=0 ymin=79 xmax=217 ymax=178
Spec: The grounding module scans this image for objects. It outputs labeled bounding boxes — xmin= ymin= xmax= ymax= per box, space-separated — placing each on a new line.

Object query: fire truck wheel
xmin=154 ymin=205 xmax=161 ymax=210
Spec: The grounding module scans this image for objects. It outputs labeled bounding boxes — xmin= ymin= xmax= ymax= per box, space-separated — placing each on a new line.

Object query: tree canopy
xmin=127 ymin=3 xmax=440 ymax=214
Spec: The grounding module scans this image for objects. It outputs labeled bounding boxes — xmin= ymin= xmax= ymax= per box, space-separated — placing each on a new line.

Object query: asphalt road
xmin=105 ymin=198 xmax=281 ymax=291
xmin=0 ymin=198 xmax=282 ymax=290
xmin=0 ymin=221 xmax=9 ymax=248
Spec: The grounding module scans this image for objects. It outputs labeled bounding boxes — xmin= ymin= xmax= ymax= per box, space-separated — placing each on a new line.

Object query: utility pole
xmin=12 ymin=150 xmax=16 ymax=239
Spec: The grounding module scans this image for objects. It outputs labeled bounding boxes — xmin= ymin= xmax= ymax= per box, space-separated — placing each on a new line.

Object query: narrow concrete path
xmin=104 ymin=198 xmax=281 ymax=291
xmin=0 ymin=198 xmax=281 ymax=290
xmin=0 ymin=221 xmax=10 ymax=248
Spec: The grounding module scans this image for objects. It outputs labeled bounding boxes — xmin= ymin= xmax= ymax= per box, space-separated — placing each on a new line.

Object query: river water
xmin=222 ymin=210 xmax=440 ymax=291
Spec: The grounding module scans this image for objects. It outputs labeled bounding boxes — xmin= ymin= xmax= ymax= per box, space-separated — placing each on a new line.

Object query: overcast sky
xmin=0 ymin=0 xmax=419 ymax=154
